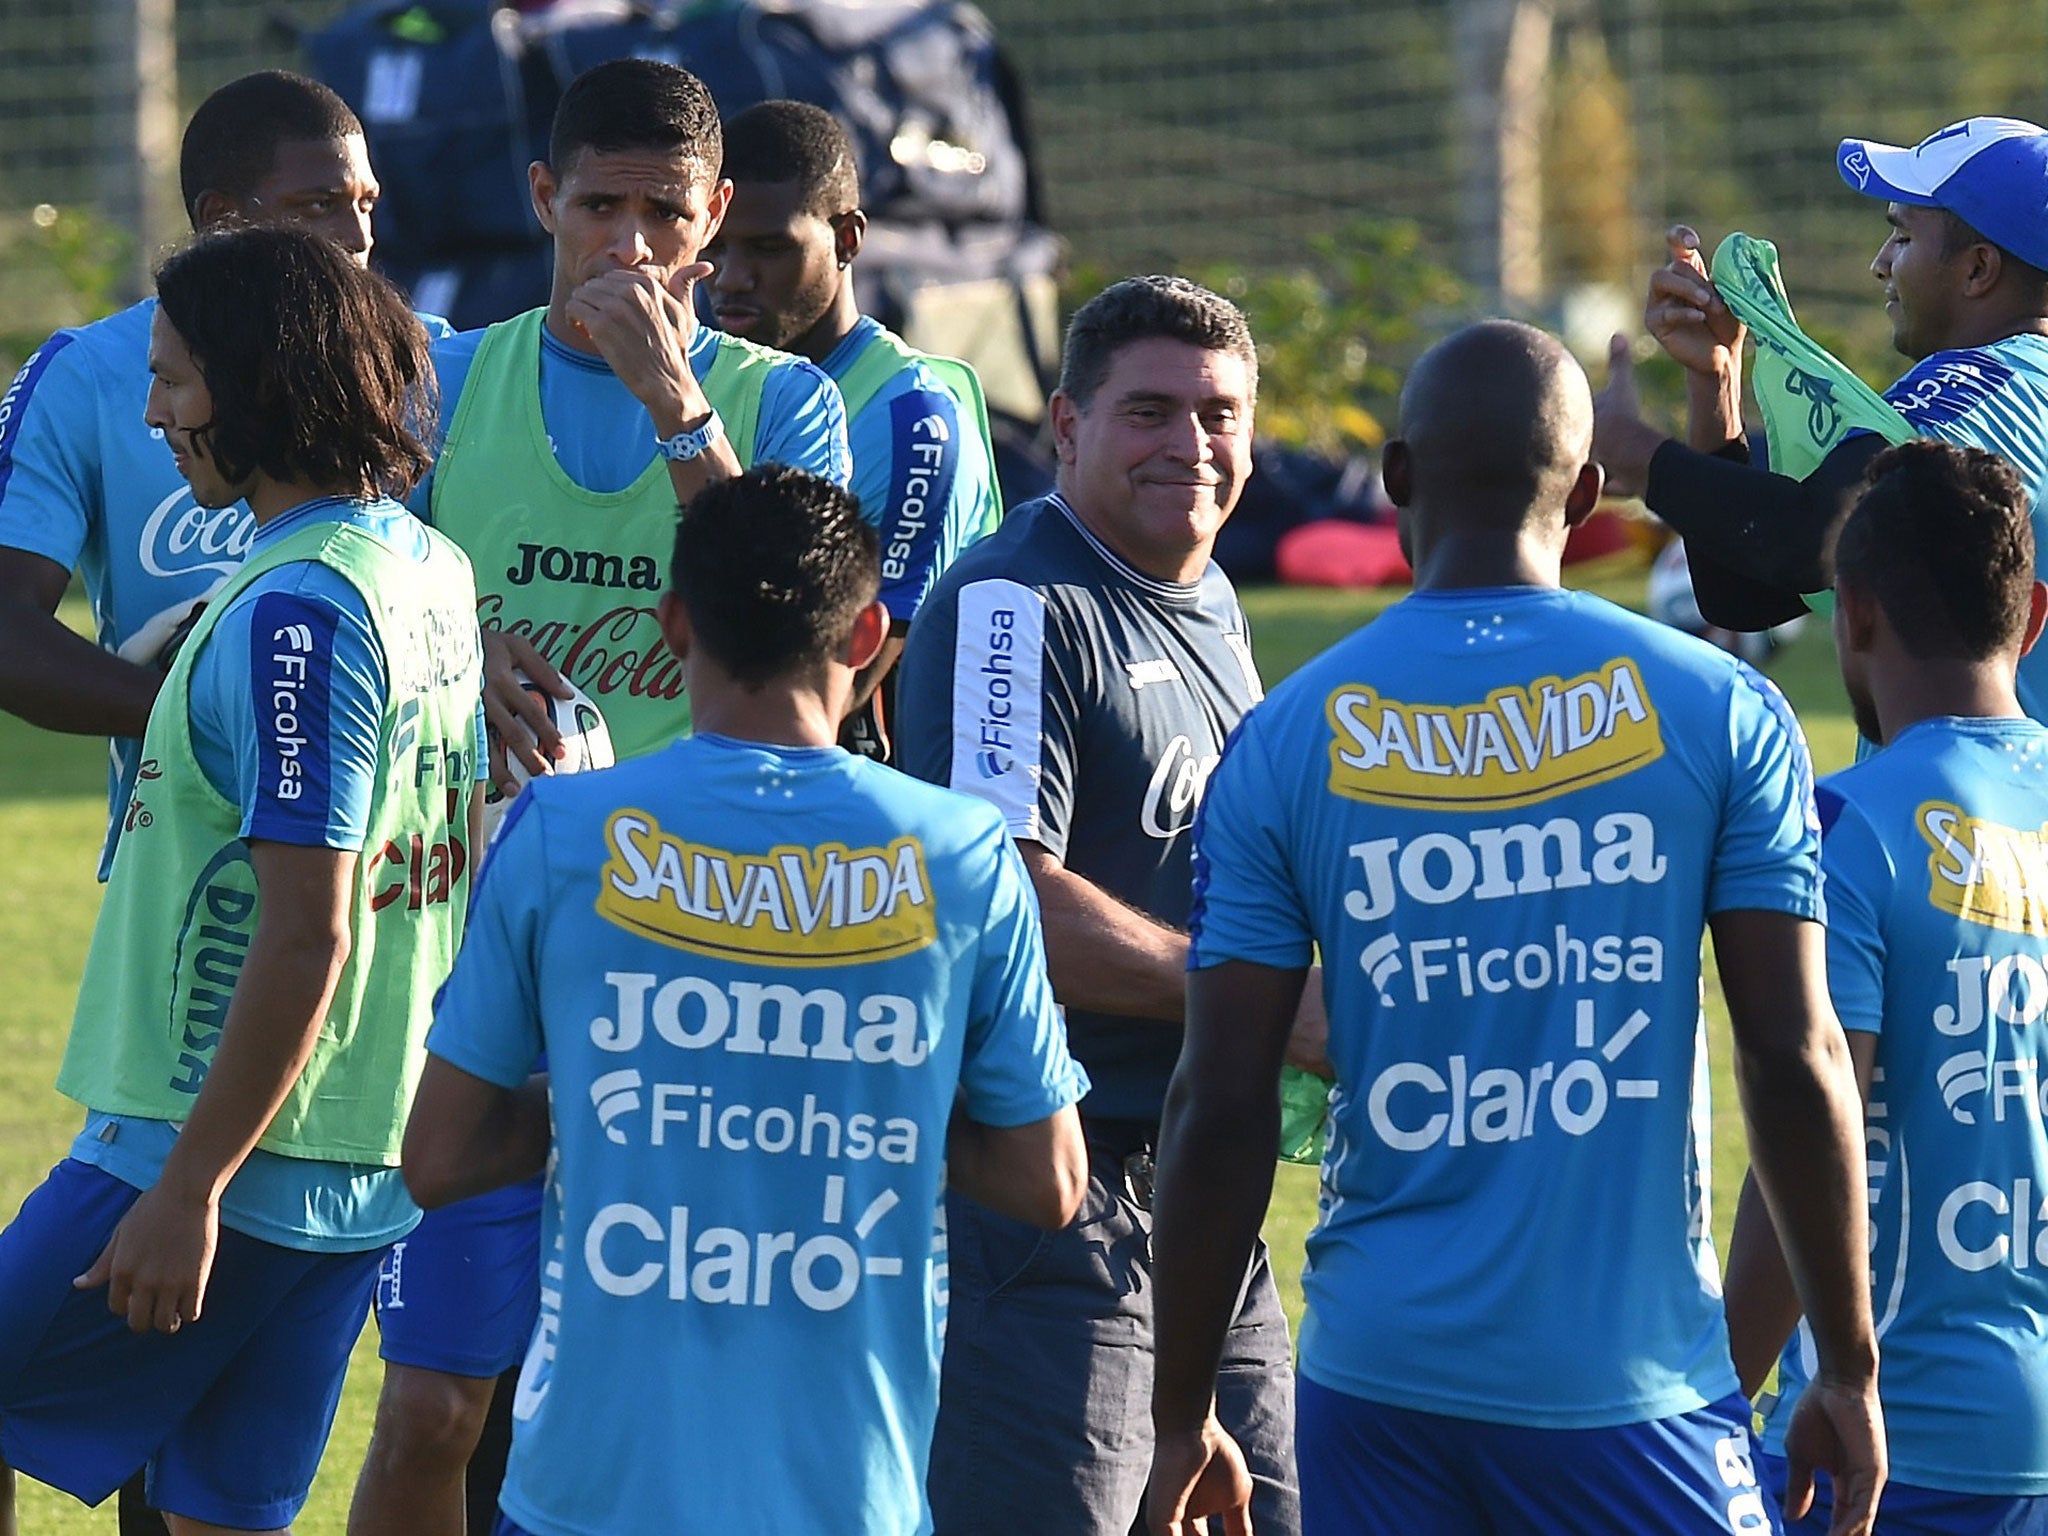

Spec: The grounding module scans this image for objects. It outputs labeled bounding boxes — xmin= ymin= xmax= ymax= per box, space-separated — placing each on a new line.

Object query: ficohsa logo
xmin=597 ymin=810 xmax=937 ymax=966
xmin=1325 ymin=659 xmax=1662 ymax=811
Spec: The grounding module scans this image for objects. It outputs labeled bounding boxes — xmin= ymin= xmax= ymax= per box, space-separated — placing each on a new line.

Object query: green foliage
xmin=0 ymin=204 xmax=131 ymax=378
xmin=1195 ymin=221 xmax=1469 ymax=455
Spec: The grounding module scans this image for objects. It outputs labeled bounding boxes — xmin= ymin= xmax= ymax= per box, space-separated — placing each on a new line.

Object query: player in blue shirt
xmin=1147 ymin=321 xmax=1883 ymax=1536
xmin=402 ymin=466 xmax=1087 ymax=1536
xmin=706 ymin=100 xmax=1001 ymax=762
xmin=351 ymin=65 xmax=853 ymax=1534
xmin=0 ymin=72 xmax=445 ymax=883
xmin=0 ymin=227 xmax=480 ymax=1535
xmin=1724 ymin=441 xmax=2048 ymax=1533
xmin=1596 ymin=117 xmax=2048 ymax=721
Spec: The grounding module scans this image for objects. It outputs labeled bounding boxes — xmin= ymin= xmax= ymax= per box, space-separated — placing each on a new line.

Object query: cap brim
xmin=1838 ymin=138 xmax=1946 ymax=205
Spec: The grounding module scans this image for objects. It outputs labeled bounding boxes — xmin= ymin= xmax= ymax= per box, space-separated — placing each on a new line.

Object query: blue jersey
xmin=824 ymin=317 xmax=996 ymax=623
xmin=0 ymin=300 xmax=453 ymax=876
xmin=67 ymin=497 xmax=481 ymax=1253
xmin=1189 ymin=586 xmax=1821 ymax=1429
xmin=418 ymin=319 xmax=849 ymax=505
xmin=426 ymin=734 xmax=1085 ymax=1536
xmin=1881 ymin=335 xmax=2048 ymax=719
xmin=1764 ymin=716 xmax=2048 ymax=1495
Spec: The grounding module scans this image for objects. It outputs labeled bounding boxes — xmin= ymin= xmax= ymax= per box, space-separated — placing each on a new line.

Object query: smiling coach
xmin=894 ymin=274 xmax=1317 ymax=1536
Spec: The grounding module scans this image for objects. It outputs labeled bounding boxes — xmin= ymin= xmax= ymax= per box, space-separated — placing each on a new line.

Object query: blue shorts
xmin=0 ymin=1159 xmax=381 ymax=1529
xmin=375 ymin=1173 xmax=543 ymax=1378
xmin=1296 ymin=1374 xmax=1779 ymax=1536
xmin=1758 ymin=1448 xmax=2048 ymax=1535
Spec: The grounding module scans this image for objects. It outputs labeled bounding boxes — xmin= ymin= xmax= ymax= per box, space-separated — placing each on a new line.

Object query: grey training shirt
xmin=894 ymin=493 xmax=1264 ymax=1120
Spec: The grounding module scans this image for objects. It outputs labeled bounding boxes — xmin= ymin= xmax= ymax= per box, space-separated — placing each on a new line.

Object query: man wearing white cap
xmin=1594 ymin=117 xmax=2048 ymax=720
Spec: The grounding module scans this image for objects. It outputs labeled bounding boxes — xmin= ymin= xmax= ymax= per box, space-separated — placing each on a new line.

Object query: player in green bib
xmin=708 ymin=100 xmax=1002 ymax=763
xmin=421 ymin=60 xmax=850 ymax=780
xmin=0 ymin=228 xmax=482 ymax=1533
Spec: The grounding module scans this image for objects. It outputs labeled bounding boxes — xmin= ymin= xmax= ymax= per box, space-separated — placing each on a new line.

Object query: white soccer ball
xmin=479 ymin=670 xmax=616 ymax=844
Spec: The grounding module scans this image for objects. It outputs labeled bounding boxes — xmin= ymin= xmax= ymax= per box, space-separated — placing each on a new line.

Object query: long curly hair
xmin=154 ymin=225 xmax=436 ymax=501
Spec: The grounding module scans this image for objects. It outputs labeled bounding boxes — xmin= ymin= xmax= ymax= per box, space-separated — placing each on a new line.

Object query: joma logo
xmin=507 ymin=542 xmax=662 ymax=591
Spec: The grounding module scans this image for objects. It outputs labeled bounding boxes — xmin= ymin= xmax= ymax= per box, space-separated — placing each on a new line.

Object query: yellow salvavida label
xmin=1325 ymin=659 xmax=1663 ymax=810
xmin=1918 ymin=799 xmax=2048 ymax=935
xmin=596 ymin=810 xmax=937 ymax=966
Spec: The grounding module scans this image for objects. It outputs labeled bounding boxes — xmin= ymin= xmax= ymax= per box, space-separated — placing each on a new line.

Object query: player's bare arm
xmin=75 ymin=841 xmax=356 ymax=1334
xmin=1018 ymin=840 xmax=1327 ymax=1071
xmin=1724 ymin=1030 xmax=1880 ymax=1398
xmin=943 ymin=1103 xmax=1087 ymax=1230
xmin=1145 ymin=958 xmax=1303 ymax=1536
xmin=1712 ymin=908 xmax=1885 ymax=1536
xmin=0 ymin=545 xmax=161 ymax=738
xmin=402 ymin=1057 xmax=550 ymax=1210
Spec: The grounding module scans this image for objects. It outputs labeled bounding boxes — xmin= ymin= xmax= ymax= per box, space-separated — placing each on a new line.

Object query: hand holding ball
xmin=480 ymin=670 xmax=616 ymax=842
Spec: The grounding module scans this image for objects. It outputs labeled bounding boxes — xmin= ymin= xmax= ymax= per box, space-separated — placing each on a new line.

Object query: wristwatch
xmin=655 ymin=409 xmax=725 ymax=462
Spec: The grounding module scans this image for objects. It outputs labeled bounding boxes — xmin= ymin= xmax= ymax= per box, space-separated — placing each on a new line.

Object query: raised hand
xmin=1646 ymin=224 xmax=1745 ymax=376
xmin=565 ymin=260 xmax=716 ymax=435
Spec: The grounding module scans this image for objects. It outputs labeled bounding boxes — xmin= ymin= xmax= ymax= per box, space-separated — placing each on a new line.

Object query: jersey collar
xmin=1046 ymin=493 xmax=1210 ymax=604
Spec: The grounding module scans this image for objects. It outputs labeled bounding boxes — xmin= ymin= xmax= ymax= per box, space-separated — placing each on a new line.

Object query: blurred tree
xmin=0 ymin=203 xmax=130 ymax=377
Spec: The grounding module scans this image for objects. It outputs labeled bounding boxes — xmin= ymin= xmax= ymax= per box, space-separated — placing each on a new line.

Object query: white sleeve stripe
xmin=948 ymin=579 xmax=1046 ymax=838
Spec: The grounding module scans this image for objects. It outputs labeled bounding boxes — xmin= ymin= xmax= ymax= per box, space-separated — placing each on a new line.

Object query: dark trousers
xmin=928 ymin=1127 xmax=1300 ymax=1536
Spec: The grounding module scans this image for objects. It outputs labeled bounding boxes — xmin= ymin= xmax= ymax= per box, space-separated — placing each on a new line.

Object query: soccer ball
xmin=479 ymin=670 xmax=615 ymax=844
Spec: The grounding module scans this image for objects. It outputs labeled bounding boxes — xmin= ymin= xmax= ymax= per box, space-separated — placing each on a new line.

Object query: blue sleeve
xmin=1187 ymin=713 xmax=1314 ymax=970
xmin=189 ymin=573 xmax=387 ymax=848
xmin=0 ymin=332 xmax=97 ymax=569
xmin=1816 ymin=784 xmax=1890 ymax=1036
xmin=414 ymin=329 xmax=486 ymax=519
xmin=860 ymin=384 xmax=966 ymax=624
xmin=1708 ymin=661 xmax=1824 ymax=919
xmin=426 ymin=789 xmax=545 ymax=1087
xmin=415 ymin=311 xmax=457 ymax=342
xmin=752 ymin=360 xmax=850 ymax=485
xmin=959 ymin=821 xmax=1089 ymax=1125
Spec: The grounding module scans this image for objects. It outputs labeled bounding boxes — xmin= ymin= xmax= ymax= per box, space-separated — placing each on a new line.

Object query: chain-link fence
xmin=5 ymin=0 xmax=2048 ymax=375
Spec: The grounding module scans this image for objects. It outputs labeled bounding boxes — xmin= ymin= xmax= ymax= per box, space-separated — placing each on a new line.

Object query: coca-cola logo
xmin=478 ymin=592 xmax=685 ymax=702
xmin=138 ymin=486 xmax=253 ymax=580
xmin=1141 ymin=732 xmax=1219 ymax=840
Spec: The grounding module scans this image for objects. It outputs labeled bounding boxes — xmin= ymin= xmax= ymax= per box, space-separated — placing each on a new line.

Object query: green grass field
xmin=0 ymin=565 xmax=1857 ymax=1530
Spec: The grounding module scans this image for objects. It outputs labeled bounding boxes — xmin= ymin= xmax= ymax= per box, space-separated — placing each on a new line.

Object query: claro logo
xmin=1325 ymin=659 xmax=1662 ymax=811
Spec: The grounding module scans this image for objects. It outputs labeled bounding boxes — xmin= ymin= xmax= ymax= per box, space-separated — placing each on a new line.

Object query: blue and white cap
xmin=1839 ymin=117 xmax=2048 ymax=270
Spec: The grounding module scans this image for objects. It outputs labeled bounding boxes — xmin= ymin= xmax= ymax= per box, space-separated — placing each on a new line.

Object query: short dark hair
xmin=720 ymin=100 xmax=860 ymax=215
xmin=1936 ymin=208 xmax=2048 ymax=292
xmin=549 ymin=59 xmax=721 ymax=184
xmin=154 ymin=226 xmax=435 ymax=500
xmin=1057 ymin=275 xmax=1258 ymax=410
xmin=1833 ymin=439 xmax=2035 ymax=660
xmin=669 ymin=467 xmax=879 ymax=687
xmin=179 ymin=72 xmax=362 ymax=227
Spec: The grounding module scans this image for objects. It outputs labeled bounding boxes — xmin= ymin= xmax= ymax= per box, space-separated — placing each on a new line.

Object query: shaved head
xmin=1396 ymin=320 xmax=1595 ymax=530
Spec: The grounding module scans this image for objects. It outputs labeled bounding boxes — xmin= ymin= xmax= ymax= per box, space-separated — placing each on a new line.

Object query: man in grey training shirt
xmin=896 ymin=275 xmax=1314 ymax=1536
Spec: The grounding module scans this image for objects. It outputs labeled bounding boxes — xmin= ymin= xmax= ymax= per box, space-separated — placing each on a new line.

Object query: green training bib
xmin=430 ymin=308 xmax=781 ymax=758
xmin=61 ymin=517 xmax=482 ymax=1166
